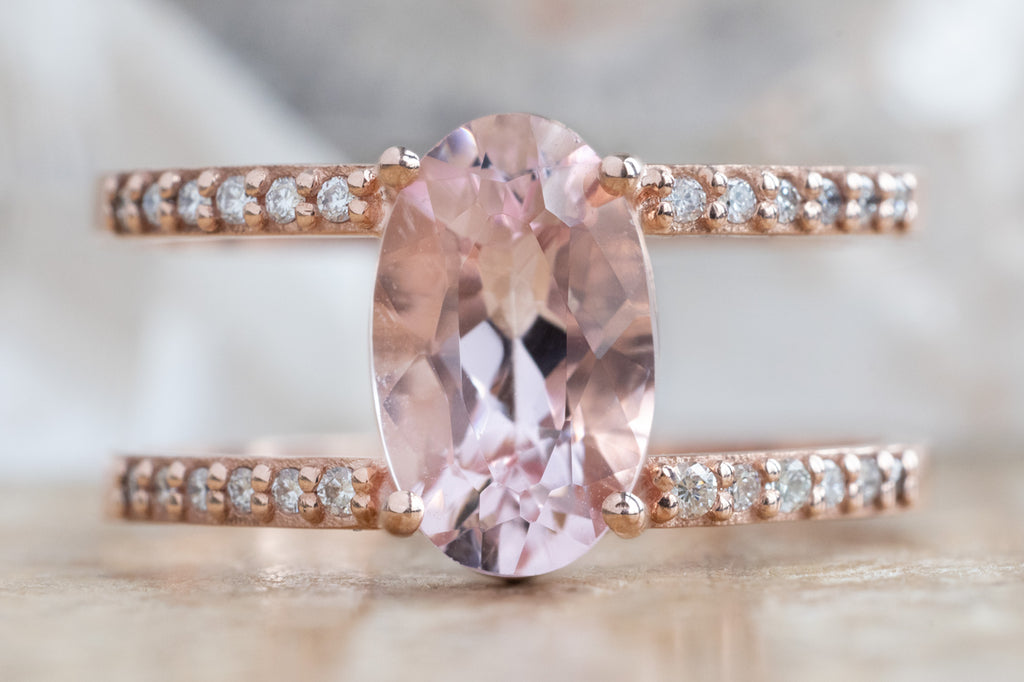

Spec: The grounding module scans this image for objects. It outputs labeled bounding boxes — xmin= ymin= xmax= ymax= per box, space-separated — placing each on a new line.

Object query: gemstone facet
xmin=674 ymin=463 xmax=718 ymax=518
xmin=142 ymin=183 xmax=162 ymax=227
xmin=775 ymin=179 xmax=801 ymax=224
xmin=317 ymin=466 xmax=355 ymax=516
xmin=772 ymin=459 xmax=811 ymax=513
xmin=266 ymin=177 xmax=300 ymax=224
xmin=187 ymin=467 xmax=209 ymax=511
xmin=272 ymin=468 xmax=302 ymax=514
xmin=860 ymin=456 xmax=882 ymax=506
xmin=723 ymin=178 xmax=756 ymax=224
xmin=216 ymin=175 xmax=252 ymax=225
xmin=317 ymin=176 xmax=352 ymax=222
xmin=819 ymin=178 xmax=842 ymax=225
xmin=730 ymin=463 xmax=762 ymax=512
xmin=227 ymin=467 xmax=253 ymax=513
xmin=668 ymin=175 xmax=706 ymax=223
xmin=372 ymin=113 xmax=656 ymax=577
xmin=177 ymin=180 xmax=209 ymax=226
xmin=821 ymin=459 xmax=845 ymax=508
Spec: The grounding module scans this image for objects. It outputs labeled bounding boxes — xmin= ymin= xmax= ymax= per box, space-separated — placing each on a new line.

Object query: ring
xmin=101 ymin=112 xmax=923 ymax=578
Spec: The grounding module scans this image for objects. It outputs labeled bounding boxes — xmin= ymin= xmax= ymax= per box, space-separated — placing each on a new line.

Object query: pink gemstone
xmin=371 ymin=114 xmax=656 ymax=577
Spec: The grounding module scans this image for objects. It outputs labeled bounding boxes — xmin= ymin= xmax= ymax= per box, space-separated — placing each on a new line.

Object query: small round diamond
xmin=857 ymin=175 xmax=878 ymax=223
xmin=673 ymin=463 xmax=718 ymax=518
xmin=860 ymin=456 xmax=882 ymax=506
xmin=317 ymin=176 xmax=352 ymax=222
xmin=317 ymin=466 xmax=355 ymax=516
xmin=891 ymin=178 xmax=911 ymax=222
xmin=723 ymin=178 xmax=756 ymax=224
xmin=730 ymin=463 xmax=762 ymax=512
xmin=272 ymin=468 xmax=302 ymax=514
xmin=266 ymin=177 xmax=300 ymax=224
xmin=177 ymin=180 xmax=210 ymax=225
xmin=227 ymin=467 xmax=253 ymax=513
xmin=668 ymin=175 xmax=706 ymax=223
xmin=187 ymin=467 xmax=208 ymax=511
xmin=772 ymin=459 xmax=811 ymax=513
xmin=216 ymin=175 xmax=253 ymax=225
xmin=821 ymin=459 xmax=845 ymax=508
xmin=142 ymin=182 xmax=162 ymax=227
xmin=890 ymin=455 xmax=905 ymax=494
xmin=154 ymin=466 xmax=173 ymax=507
xmin=775 ymin=179 xmax=801 ymax=224
xmin=819 ymin=178 xmax=842 ymax=225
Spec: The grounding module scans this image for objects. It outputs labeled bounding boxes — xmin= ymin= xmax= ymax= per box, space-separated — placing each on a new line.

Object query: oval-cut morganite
xmin=371 ymin=114 xmax=656 ymax=576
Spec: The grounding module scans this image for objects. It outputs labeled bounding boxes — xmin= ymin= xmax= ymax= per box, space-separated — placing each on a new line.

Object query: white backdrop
xmin=1 ymin=0 xmax=1022 ymax=480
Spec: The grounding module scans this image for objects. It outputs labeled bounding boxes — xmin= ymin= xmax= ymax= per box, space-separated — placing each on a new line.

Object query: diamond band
xmin=109 ymin=442 xmax=922 ymax=531
xmin=100 ymin=163 xmax=916 ymax=238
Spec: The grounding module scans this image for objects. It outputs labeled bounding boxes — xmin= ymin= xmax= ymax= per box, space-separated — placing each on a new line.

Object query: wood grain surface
xmin=1 ymin=453 xmax=1021 ymax=681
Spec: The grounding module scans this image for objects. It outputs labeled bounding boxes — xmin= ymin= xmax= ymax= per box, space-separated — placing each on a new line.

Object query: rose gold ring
xmin=101 ymin=113 xmax=923 ymax=578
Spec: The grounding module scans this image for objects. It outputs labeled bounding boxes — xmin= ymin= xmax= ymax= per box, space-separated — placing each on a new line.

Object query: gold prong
xmin=712 ymin=491 xmax=734 ymax=521
xmin=251 ymin=492 xmax=273 ymax=522
xmin=197 ymin=169 xmax=220 ymax=198
xmin=294 ymin=202 xmax=317 ymax=230
xmin=166 ymin=461 xmax=187 ymax=489
xmin=299 ymin=492 xmax=324 ymax=524
xmin=760 ymin=171 xmax=780 ymax=197
xmin=760 ymin=458 xmax=781 ymax=483
xmin=900 ymin=449 xmax=920 ymax=475
xmin=251 ymin=464 xmax=272 ymax=493
xmin=206 ymin=490 xmax=227 ymax=520
xmin=757 ymin=487 xmax=781 ymax=519
xmin=165 ymin=491 xmax=184 ymax=519
xmin=350 ymin=493 xmax=377 ymax=528
xmin=132 ymin=459 xmax=154 ymax=489
xmin=378 ymin=146 xmax=420 ymax=189
xmin=707 ymin=200 xmax=727 ymax=229
xmin=804 ymin=171 xmax=823 ymax=200
xmin=716 ymin=461 xmax=735 ymax=489
xmin=243 ymin=202 xmax=264 ymax=230
xmin=599 ymin=154 xmax=642 ymax=196
xmin=601 ymin=491 xmax=647 ymax=539
xmin=808 ymin=484 xmax=826 ymax=517
xmin=840 ymin=200 xmax=863 ymax=232
xmin=800 ymin=201 xmax=824 ymax=233
xmin=900 ymin=200 xmax=918 ymax=230
xmin=652 ymin=464 xmax=680 ymax=492
xmin=710 ymin=171 xmax=729 ymax=196
xmin=123 ymin=173 xmax=149 ymax=201
xmin=876 ymin=450 xmax=897 ymax=509
xmin=348 ymin=197 xmax=381 ymax=226
xmin=876 ymin=171 xmax=899 ymax=199
xmin=296 ymin=170 xmax=322 ymax=198
xmin=157 ymin=201 xmax=177 ymax=233
xmin=245 ymin=167 xmax=270 ymax=196
xmin=196 ymin=204 xmax=217 ymax=233
xmin=207 ymin=462 xmax=229 ymax=491
xmin=875 ymin=200 xmax=896 ymax=232
xmin=638 ymin=165 xmax=674 ymax=197
xmin=650 ymin=492 xmax=679 ymax=524
xmin=806 ymin=455 xmax=825 ymax=484
xmin=844 ymin=172 xmax=867 ymax=200
xmin=382 ymin=490 xmax=425 ymax=537
xmin=298 ymin=467 xmax=320 ymax=493
xmin=753 ymin=201 xmax=777 ymax=232
xmin=157 ymin=171 xmax=182 ymax=199
xmin=841 ymin=453 xmax=861 ymax=481
xmin=352 ymin=467 xmax=376 ymax=496
xmin=347 ymin=168 xmax=379 ymax=198
xmin=130 ymin=490 xmax=151 ymax=518
xmin=646 ymin=200 xmax=675 ymax=233
xmin=899 ymin=449 xmax=920 ymax=506
xmin=118 ymin=203 xmax=143 ymax=234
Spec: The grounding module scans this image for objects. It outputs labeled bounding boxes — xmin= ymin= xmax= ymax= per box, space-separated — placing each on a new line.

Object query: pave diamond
xmin=154 ymin=466 xmax=173 ymax=507
xmin=730 ymin=463 xmax=762 ymax=512
xmin=775 ymin=179 xmax=801 ymax=224
xmin=142 ymin=182 xmax=162 ymax=227
xmin=821 ymin=459 xmax=845 ymax=508
xmin=272 ymin=468 xmax=301 ymax=513
xmin=187 ymin=467 xmax=208 ymax=511
xmin=177 ymin=180 xmax=210 ymax=225
xmin=668 ymin=175 xmax=706 ymax=223
xmin=266 ymin=177 xmax=300 ymax=224
xmin=819 ymin=178 xmax=842 ymax=225
xmin=860 ymin=456 xmax=882 ymax=506
xmin=892 ymin=178 xmax=911 ymax=222
xmin=227 ymin=467 xmax=253 ymax=513
xmin=856 ymin=174 xmax=878 ymax=223
xmin=216 ymin=175 xmax=253 ymax=225
xmin=723 ymin=178 xmax=756 ymax=223
xmin=772 ymin=459 xmax=811 ymax=513
xmin=674 ymin=463 xmax=718 ymax=518
xmin=317 ymin=176 xmax=352 ymax=222
xmin=372 ymin=113 xmax=655 ymax=577
xmin=317 ymin=467 xmax=355 ymax=516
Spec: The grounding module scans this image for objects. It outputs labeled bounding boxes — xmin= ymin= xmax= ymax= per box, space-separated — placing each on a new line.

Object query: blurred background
xmin=1 ymin=0 xmax=1022 ymax=478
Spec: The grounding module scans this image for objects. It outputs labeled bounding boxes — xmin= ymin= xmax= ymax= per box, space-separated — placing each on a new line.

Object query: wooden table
xmin=2 ymin=453 xmax=1021 ymax=681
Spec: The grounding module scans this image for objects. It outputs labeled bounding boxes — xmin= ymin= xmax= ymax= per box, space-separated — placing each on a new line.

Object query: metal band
xmin=98 ymin=163 xmax=917 ymax=239
xmin=109 ymin=440 xmax=923 ymax=532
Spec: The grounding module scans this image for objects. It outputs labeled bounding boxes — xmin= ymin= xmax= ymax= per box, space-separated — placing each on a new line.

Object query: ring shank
xmin=110 ymin=439 xmax=923 ymax=531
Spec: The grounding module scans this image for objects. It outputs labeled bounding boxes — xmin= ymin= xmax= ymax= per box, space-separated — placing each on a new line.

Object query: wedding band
xmin=102 ymin=113 xmax=923 ymax=579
